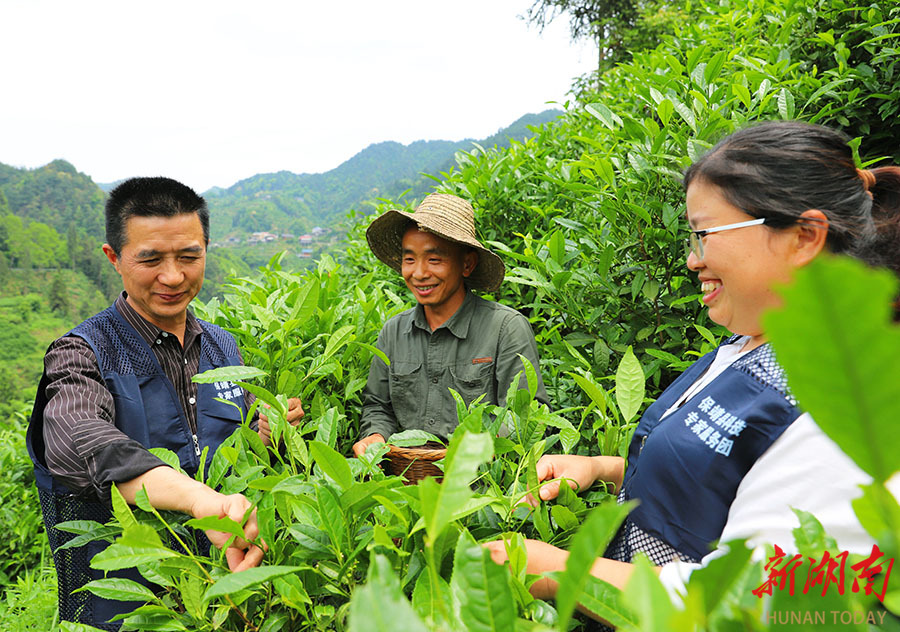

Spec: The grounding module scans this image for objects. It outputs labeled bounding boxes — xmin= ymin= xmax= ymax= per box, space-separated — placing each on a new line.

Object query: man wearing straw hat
xmin=353 ymin=193 xmax=548 ymax=457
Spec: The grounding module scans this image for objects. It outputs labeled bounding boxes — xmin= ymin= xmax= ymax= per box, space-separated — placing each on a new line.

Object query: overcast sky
xmin=1 ymin=1 xmax=595 ymax=192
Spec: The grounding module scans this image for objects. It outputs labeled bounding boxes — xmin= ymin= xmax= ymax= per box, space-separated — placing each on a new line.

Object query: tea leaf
xmin=568 ymin=372 xmax=607 ymax=415
xmin=388 ymin=429 xmax=443 ymax=448
xmin=622 ymin=555 xmax=676 ymax=632
xmin=185 ymin=515 xmax=247 ymax=542
xmin=310 ymin=439 xmax=353 ymax=490
xmin=191 ymin=365 xmax=267 ymax=384
xmin=615 ymin=347 xmax=645 ymax=423
xmin=791 ymin=508 xmax=835 ymax=556
xmin=78 ymin=577 xmax=159 ymax=603
xmin=420 ymin=432 xmax=493 ymax=542
xmin=451 ymin=535 xmax=517 ymax=632
xmin=548 ymin=230 xmax=565 ymax=265
xmin=54 ymin=525 xmax=120 ymax=551
xmin=550 ymin=505 xmax=579 ymax=531
xmin=55 ymin=520 xmax=107 ymax=536
xmin=90 ymin=544 xmax=179 ymax=571
xmin=349 ymin=554 xmax=428 ymax=632
xmin=852 ymin=482 xmax=900 ymax=541
xmin=148 ymin=447 xmax=182 ymax=472
xmin=586 ymin=103 xmax=622 ymax=130
xmin=684 ymin=538 xmax=753 ymax=615
xmin=519 ymin=353 xmax=539 ymax=399
xmin=563 ymin=574 xmax=635 ymax=629
xmin=704 ymin=50 xmax=727 ymax=83
xmin=318 ymin=484 xmax=346 ymax=551
xmin=554 ymin=501 xmax=632 ymax=629
xmin=291 ymin=276 xmax=320 ymax=323
xmin=273 ymin=574 xmax=312 ymax=607
xmin=118 ymin=523 xmax=166 ymax=550
xmin=777 ymin=87 xmax=796 ymax=119
xmin=350 ymin=340 xmax=390 ymax=366
xmin=412 ymin=570 xmax=453 ymax=626
xmin=322 ymin=324 xmax=356 ymax=361
xmin=204 ymin=566 xmax=304 ymax=602
xmin=765 ymin=256 xmax=900 ymax=483
xmin=110 ymin=484 xmax=137 ymax=531
xmin=59 ymin=623 xmax=111 ymax=632
xmin=314 ymin=407 xmax=341 ymax=449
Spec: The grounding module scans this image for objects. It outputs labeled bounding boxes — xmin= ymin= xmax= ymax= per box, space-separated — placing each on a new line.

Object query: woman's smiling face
xmin=685 ymin=179 xmax=798 ymax=343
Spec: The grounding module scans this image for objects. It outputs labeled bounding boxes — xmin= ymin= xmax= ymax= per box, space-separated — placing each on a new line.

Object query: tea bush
xmin=0 ymin=405 xmax=49 ymax=584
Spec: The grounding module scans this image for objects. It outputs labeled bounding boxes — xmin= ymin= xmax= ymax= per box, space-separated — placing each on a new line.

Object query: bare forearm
xmin=529 ymin=550 xmax=638 ymax=598
xmin=116 ymin=465 xmax=216 ymax=517
xmin=593 ymin=456 xmax=626 ymax=494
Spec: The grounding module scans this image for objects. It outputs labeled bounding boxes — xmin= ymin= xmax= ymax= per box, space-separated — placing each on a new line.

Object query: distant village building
xmin=248 ymin=231 xmax=277 ymax=244
xmin=300 ymin=234 xmax=313 ymax=245
xmin=300 ymin=248 xmax=314 ymax=258
xmin=311 ymin=226 xmax=325 ymax=236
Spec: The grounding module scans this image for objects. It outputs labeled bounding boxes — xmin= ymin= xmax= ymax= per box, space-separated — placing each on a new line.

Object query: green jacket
xmin=360 ymin=292 xmax=549 ymax=440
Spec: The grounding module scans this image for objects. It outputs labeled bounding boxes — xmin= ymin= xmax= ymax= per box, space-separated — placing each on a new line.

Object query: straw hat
xmin=366 ymin=193 xmax=505 ymax=292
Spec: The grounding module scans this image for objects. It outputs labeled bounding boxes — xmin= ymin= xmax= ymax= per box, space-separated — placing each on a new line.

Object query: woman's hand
xmin=484 ymin=538 xmax=569 ymax=599
xmin=486 ymin=535 xmax=644 ymax=612
xmin=530 ymin=455 xmax=625 ymax=504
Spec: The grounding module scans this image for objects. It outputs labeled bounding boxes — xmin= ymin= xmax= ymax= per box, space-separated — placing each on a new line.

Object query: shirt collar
xmin=116 ymin=292 xmax=203 ymax=347
xmin=409 ymin=291 xmax=476 ymax=339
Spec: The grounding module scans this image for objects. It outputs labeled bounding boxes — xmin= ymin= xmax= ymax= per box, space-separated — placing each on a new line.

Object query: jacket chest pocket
xmin=449 ymin=362 xmax=494 ymax=406
xmin=389 ymin=362 xmax=423 ymax=422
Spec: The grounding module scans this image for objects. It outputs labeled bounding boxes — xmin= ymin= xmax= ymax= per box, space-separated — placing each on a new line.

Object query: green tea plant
xmin=55 ymin=342 xmax=635 ymax=631
xmin=0 ymin=405 xmax=49 ymax=584
xmin=193 ymin=252 xmax=408 ymax=455
xmin=0 ymin=565 xmax=59 ymax=632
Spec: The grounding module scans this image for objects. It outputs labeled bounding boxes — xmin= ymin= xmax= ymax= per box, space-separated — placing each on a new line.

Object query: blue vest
xmin=619 ymin=338 xmax=800 ymax=561
xmin=27 ymin=303 xmax=248 ymax=629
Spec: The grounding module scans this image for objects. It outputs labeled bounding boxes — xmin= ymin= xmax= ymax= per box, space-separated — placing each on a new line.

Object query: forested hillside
xmin=204 ymin=110 xmax=561 ymax=239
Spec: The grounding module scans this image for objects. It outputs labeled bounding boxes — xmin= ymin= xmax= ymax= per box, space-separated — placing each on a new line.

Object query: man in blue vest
xmin=28 ymin=177 xmax=303 ymax=629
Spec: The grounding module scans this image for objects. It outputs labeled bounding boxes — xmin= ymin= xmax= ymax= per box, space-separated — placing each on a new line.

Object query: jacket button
xmin=189 ymin=397 xmax=196 ymax=405
xmin=432 ymin=377 xmax=438 ymax=384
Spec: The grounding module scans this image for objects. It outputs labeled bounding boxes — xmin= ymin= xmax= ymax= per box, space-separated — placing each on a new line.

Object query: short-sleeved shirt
xmin=360 ymin=291 xmax=549 ymax=440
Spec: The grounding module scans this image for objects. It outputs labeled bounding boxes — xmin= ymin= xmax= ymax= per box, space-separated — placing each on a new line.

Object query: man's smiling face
xmin=400 ymin=226 xmax=476 ymax=315
xmin=103 ymin=212 xmax=206 ymax=332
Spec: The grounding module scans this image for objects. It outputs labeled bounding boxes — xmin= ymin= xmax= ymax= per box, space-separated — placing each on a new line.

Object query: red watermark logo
xmin=752 ymin=543 xmax=894 ymax=602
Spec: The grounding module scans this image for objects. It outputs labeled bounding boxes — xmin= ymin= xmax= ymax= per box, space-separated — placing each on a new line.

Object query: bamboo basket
xmin=386 ymin=442 xmax=446 ymax=484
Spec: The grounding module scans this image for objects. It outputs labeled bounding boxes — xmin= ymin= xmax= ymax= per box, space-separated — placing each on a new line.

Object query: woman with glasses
xmin=486 ymin=120 xmax=900 ymax=606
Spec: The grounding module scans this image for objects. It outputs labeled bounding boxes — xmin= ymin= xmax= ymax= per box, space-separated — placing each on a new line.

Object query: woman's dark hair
xmin=105 ymin=177 xmax=209 ymax=255
xmin=684 ymin=121 xmax=900 ymax=279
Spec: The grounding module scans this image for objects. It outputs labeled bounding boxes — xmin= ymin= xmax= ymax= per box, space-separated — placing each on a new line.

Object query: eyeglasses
xmin=687 ymin=218 xmax=767 ymax=260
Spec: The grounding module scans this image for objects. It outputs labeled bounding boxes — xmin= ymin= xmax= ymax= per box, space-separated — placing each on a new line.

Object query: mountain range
xmin=201 ymin=109 xmax=561 ymax=239
xmin=1 ymin=108 xmax=562 ymax=276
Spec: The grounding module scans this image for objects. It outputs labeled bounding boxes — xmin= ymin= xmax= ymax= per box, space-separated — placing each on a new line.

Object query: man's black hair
xmin=105 ymin=177 xmax=209 ymax=254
